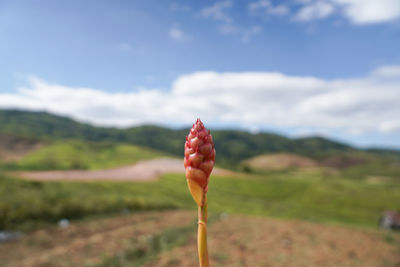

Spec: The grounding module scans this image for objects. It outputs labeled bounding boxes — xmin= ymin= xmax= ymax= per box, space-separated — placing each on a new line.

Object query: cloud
xmin=294 ymin=1 xmax=335 ymax=21
xmin=379 ymin=121 xmax=400 ymax=134
xmin=201 ymin=1 xmax=262 ymax=42
xmin=249 ymin=0 xmax=271 ymax=11
xmin=294 ymin=0 xmax=400 ymax=24
xmin=249 ymin=0 xmax=289 ymax=16
xmin=371 ymin=65 xmax=400 ymax=79
xmin=1 ymin=66 xmax=400 ymax=137
xmin=201 ymin=0 xmax=233 ymax=23
xmin=335 ymin=0 xmax=400 ymax=24
xmin=169 ymin=27 xmax=188 ymax=41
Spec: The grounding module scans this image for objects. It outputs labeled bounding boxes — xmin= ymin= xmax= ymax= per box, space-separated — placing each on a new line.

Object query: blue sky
xmin=1 ymin=0 xmax=400 ymax=148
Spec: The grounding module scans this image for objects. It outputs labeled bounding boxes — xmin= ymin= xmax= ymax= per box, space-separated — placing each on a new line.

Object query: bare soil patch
xmin=320 ymin=155 xmax=368 ymax=169
xmin=0 ymin=133 xmax=42 ymax=161
xmin=149 ymin=214 xmax=400 ymax=267
xmin=243 ymin=153 xmax=318 ymax=171
xmin=16 ymin=157 xmax=232 ymax=181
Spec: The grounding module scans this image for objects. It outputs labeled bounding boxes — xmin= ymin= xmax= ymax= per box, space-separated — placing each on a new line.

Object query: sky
xmin=0 ymin=0 xmax=400 ymax=148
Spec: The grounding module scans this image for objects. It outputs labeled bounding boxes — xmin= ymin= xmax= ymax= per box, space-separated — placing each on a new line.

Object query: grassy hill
xmin=1 ymin=140 xmax=168 ymax=170
xmin=2 ymin=109 xmax=397 ymax=168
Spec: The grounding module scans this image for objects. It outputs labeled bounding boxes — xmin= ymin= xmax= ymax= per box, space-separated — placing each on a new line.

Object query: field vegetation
xmin=2 ymin=167 xmax=400 ymax=231
xmin=0 ymin=140 xmax=167 ymax=171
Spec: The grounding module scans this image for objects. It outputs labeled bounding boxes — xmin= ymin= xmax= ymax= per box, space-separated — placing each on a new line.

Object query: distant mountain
xmin=0 ymin=109 xmax=398 ymax=166
xmin=0 ymin=109 xmax=115 ymax=141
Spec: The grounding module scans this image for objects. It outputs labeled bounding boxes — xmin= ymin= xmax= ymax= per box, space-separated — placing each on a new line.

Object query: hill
xmin=2 ymin=140 xmax=167 ymax=170
xmin=0 ymin=109 xmax=399 ymax=167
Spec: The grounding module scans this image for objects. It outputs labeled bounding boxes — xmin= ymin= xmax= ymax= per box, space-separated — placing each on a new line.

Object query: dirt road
xmin=16 ymin=157 xmax=232 ymax=181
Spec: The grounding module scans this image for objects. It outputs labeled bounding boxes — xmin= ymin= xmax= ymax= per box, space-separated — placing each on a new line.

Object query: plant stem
xmin=197 ymin=197 xmax=209 ymax=267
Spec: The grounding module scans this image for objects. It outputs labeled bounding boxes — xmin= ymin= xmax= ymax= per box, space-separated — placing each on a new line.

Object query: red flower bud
xmin=184 ymin=119 xmax=215 ymax=206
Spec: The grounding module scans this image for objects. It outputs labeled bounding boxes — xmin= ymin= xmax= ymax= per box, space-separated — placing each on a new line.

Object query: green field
xmin=2 ymin=168 xmax=400 ymax=231
xmin=1 ymin=140 xmax=167 ymax=170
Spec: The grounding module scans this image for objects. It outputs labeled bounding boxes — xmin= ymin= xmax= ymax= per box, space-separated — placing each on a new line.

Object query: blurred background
xmin=1 ymin=0 xmax=400 ymax=266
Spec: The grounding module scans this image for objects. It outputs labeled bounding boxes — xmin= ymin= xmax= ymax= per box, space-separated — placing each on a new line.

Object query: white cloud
xmin=169 ymin=27 xmax=187 ymax=41
xmin=379 ymin=121 xmax=400 ymax=134
xmin=294 ymin=0 xmax=400 ymax=24
xmin=1 ymin=66 xmax=400 ymax=137
xmin=249 ymin=0 xmax=289 ymax=16
xmin=335 ymin=0 xmax=400 ymax=24
xmin=201 ymin=1 xmax=262 ymax=42
xmin=201 ymin=0 xmax=233 ymax=23
xmin=294 ymin=1 xmax=335 ymax=21
xmin=249 ymin=0 xmax=271 ymax=11
xmin=372 ymin=65 xmax=400 ymax=79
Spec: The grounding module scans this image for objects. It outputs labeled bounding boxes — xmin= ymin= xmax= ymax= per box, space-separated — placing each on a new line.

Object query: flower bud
xmin=184 ymin=119 xmax=215 ymax=206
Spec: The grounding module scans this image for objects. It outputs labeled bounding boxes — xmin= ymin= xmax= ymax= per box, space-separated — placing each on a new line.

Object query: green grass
xmin=0 ymin=175 xmax=180 ymax=231
xmin=208 ymin=171 xmax=400 ymax=227
xmin=1 ymin=140 xmax=168 ymax=170
xmin=341 ymin=158 xmax=400 ymax=180
xmin=1 ymin=168 xmax=400 ymax=231
xmin=0 ymin=173 xmax=179 ymax=230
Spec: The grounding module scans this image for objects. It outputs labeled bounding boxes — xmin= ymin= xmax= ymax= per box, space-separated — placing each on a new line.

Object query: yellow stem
xmin=197 ymin=197 xmax=209 ymax=267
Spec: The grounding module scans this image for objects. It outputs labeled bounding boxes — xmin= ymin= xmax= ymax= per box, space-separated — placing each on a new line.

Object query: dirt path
xmin=16 ymin=157 xmax=232 ymax=181
xmin=0 ymin=210 xmax=195 ymax=267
